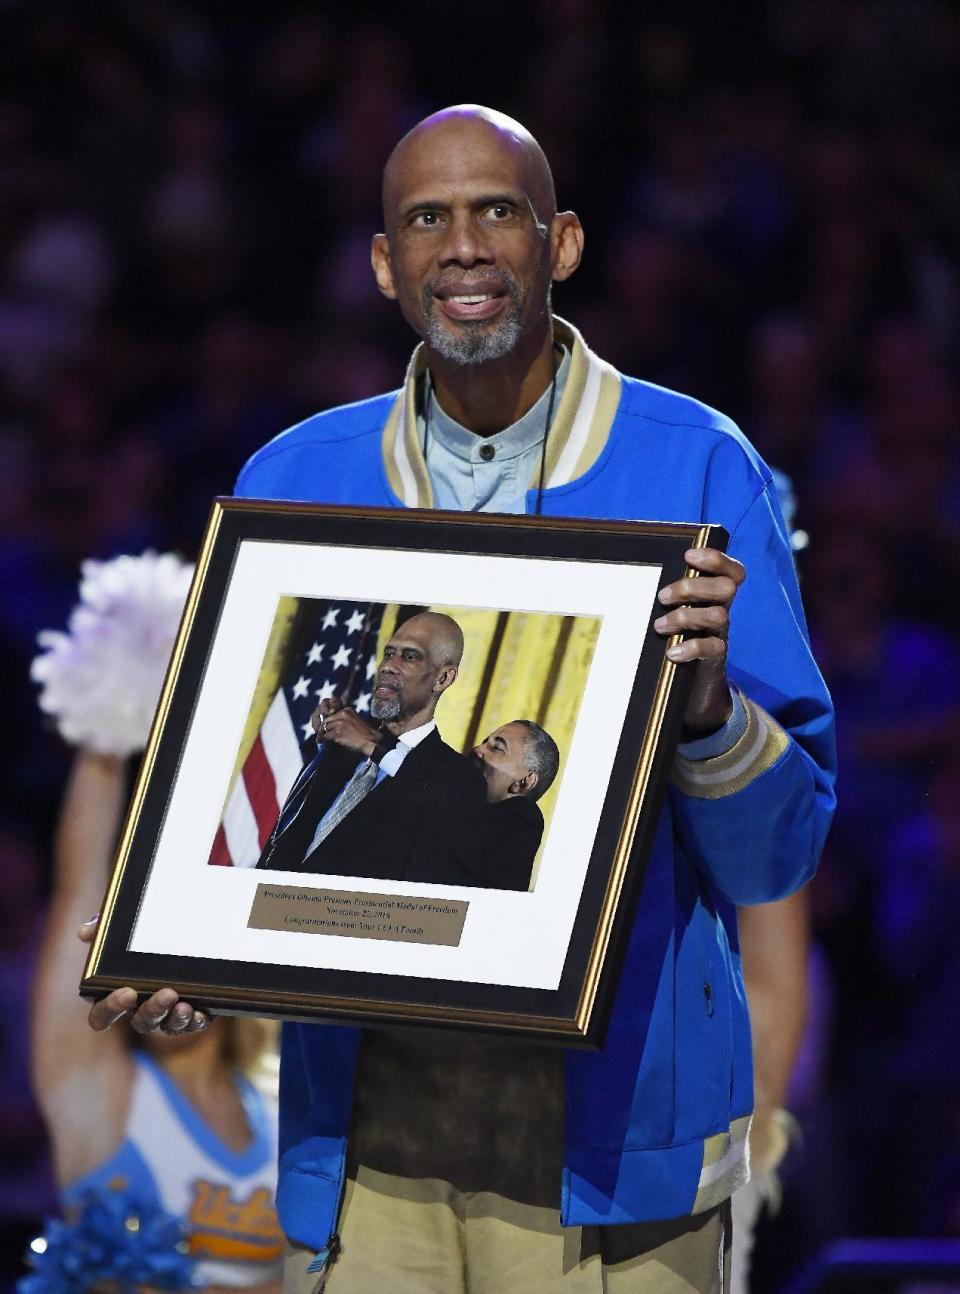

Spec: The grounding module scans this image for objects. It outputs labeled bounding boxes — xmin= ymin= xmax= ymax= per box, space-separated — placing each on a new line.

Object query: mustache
xmin=422 ymin=268 xmax=522 ymax=307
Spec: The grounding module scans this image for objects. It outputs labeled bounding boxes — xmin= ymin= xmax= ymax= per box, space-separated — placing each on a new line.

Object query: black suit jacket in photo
xmin=455 ymin=795 xmax=544 ymax=892
xmin=256 ymin=728 xmax=491 ymax=886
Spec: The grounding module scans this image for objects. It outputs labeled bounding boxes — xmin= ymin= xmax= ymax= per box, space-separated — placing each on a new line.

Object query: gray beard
xmin=424 ymin=311 xmax=523 ymax=364
xmin=370 ymin=694 xmax=401 ymax=721
xmin=421 ymin=275 xmax=525 ymax=365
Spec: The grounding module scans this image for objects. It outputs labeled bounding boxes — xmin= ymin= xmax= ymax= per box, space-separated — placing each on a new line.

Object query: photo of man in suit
xmin=466 ymin=720 xmax=560 ymax=891
xmin=257 ymin=610 xmax=489 ymax=884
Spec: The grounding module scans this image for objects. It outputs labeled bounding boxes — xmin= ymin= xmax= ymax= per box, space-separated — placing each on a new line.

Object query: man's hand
xmin=312 ymin=700 xmax=379 ymax=757
xmin=654 ymin=547 xmax=745 ymax=735
xmin=79 ymin=916 xmax=209 ymax=1036
xmin=310 ymin=695 xmax=345 ymax=737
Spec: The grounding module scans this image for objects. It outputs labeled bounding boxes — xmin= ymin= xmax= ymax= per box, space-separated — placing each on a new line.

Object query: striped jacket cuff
xmin=692 ymin=1115 xmax=752 ymax=1212
xmin=676 ymin=687 xmax=747 ymax=762
xmin=672 ymin=691 xmax=790 ymax=800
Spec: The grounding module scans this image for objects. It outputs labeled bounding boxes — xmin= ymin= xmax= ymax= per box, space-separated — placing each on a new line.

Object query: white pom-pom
xmin=31 ymin=552 xmax=195 ymax=756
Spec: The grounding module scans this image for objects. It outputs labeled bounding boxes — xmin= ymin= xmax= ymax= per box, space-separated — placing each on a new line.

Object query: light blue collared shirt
xmin=416 ymin=346 xmax=572 ymax=514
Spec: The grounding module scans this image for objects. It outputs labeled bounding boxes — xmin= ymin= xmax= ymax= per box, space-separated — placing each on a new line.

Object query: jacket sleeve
xmin=275 ymin=1021 xmax=360 ymax=1252
xmin=455 ymin=798 xmax=543 ymax=891
xmin=668 ymin=473 xmax=836 ymax=905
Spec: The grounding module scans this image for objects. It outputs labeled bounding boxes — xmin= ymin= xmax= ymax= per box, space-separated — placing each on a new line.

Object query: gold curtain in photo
xmin=227 ymin=594 xmax=301 ymax=792
xmin=229 ymin=597 xmax=601 ymax=878
xmin=380 ymin=604 xmax=602 ymax=870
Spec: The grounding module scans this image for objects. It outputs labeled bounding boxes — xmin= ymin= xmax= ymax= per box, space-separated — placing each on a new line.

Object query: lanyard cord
xmin=534 ymin=349 xmax=559 ymax=517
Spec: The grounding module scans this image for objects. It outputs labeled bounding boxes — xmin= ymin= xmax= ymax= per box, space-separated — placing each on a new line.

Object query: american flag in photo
xmin=208 ymin=599 xmax=385 ymax=867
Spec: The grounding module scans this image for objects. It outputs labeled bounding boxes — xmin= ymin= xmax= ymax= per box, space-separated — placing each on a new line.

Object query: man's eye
xmin=487 ymin=204 xmax=513 ymax=221
xmin=412 ymin=212 xmax=440 ymax=227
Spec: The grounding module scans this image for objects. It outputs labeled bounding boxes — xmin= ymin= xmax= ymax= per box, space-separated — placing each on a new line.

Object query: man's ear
xmin=508 ymin=769 xmax=539 ymax=798
xmin=550 ymin=212 xmax=584 ymax=284
xmin=433 ymin=664 xmax=458 ymax=695
xmin=371 ymin=233 xmax=397 ymax=300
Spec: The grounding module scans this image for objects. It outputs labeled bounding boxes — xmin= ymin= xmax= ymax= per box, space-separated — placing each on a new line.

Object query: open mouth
xmin=435 ymin=292 xmax=506 ymax=323
xmin=429 ymin=273 xmax=513 ymax=325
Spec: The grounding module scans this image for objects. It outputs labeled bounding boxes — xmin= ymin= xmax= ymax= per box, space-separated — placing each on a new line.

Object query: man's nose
xmin=472 ymin=744 xmax=485 ymax=760
xmin=439 ymin=211 xmax=494 ymax=267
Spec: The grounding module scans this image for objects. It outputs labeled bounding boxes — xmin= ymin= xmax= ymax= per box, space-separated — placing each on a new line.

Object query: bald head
xmin=371 ymin=103 xmax=583 ymax=396
xmin=402 ymin=611 xmax=464 ymax=668
xmin=371 ymin=611 xmax=464 ymax=731
xmin=383 ymin=105 xmax=557 ymax=233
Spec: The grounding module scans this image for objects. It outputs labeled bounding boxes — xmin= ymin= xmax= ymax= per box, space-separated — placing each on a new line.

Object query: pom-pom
xmin=31 ymin=552 xmax=194 ymax=757
xmin=18 ymin=1192 xmax=200 ymax=1292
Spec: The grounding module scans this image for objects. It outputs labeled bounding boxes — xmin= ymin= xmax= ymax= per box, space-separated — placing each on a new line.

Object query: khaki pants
xmin=283 ymin=1166 xmax=731 ymax=1293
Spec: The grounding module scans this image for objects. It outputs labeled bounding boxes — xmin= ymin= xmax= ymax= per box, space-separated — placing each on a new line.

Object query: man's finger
xmin=683 ymin=547 xmax=746 ymax=582
xmin=657 ymin=575 xmax=740 ymax=608
xmin=666 ymin=635 xmax=728 ymax=664
xmin=152 ymin=1001 xmax=195 ymax=1035
xmin=145 ymin=996 xmax=209 ymax=1035
xmin=78 ymin=915 xmax=100 ymax=944
xmin=125 ymin=987 xmax=178 ymax=1032
xmin=88 ymin=985 xmax=138 ymax=1032
xmin=654 ymin=605 xmax=729 ymax=636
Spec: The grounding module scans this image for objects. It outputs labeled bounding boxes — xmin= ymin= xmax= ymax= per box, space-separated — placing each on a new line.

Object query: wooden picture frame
xmin=81 ymin=501 xmax=727 ymax=1049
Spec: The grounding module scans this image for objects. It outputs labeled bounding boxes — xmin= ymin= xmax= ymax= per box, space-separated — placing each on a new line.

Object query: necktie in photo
xmin=305 ymin=757 xmax=379 ymax=858
xmin=269 ymin=749 xmax=324 ymax=844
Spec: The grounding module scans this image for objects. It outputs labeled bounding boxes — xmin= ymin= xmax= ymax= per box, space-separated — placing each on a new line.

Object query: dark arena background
xmin=2 ymin=3 xmax=959 ymax=1291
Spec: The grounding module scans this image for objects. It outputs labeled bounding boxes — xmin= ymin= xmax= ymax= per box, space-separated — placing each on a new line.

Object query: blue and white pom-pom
xmin=18 ymin=1191 xmax=200 ymax=1292
xmin=31 ymin=552 xmax=194 ymax=757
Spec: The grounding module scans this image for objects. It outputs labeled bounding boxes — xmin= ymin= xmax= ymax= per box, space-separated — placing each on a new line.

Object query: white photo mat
xmin=130 ymin=539 xmax=662 ymax=992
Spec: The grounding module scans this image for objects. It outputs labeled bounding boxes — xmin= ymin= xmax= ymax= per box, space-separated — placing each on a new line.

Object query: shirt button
xmin=479 ymin=444 xmax=495 ymax=461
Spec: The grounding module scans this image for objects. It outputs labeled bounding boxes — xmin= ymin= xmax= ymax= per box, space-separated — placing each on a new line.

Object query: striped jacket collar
xmin=381 ymin=317 xmax=622 ymax=508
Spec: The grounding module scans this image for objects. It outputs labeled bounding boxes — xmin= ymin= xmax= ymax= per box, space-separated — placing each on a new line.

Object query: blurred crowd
xmin=2 ymin=2 xmax=959 ymax=1289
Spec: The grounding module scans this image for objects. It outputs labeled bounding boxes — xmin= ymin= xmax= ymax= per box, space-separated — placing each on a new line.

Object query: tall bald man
xmin=257 ymin=611 xmax=487 ymax=882
xmin=89 ymin=106 xmax=835 ymax=1293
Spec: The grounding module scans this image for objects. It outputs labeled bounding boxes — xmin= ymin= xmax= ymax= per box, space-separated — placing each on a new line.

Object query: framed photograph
xmin=81 ymin=502 xmax=727 ymax=1048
